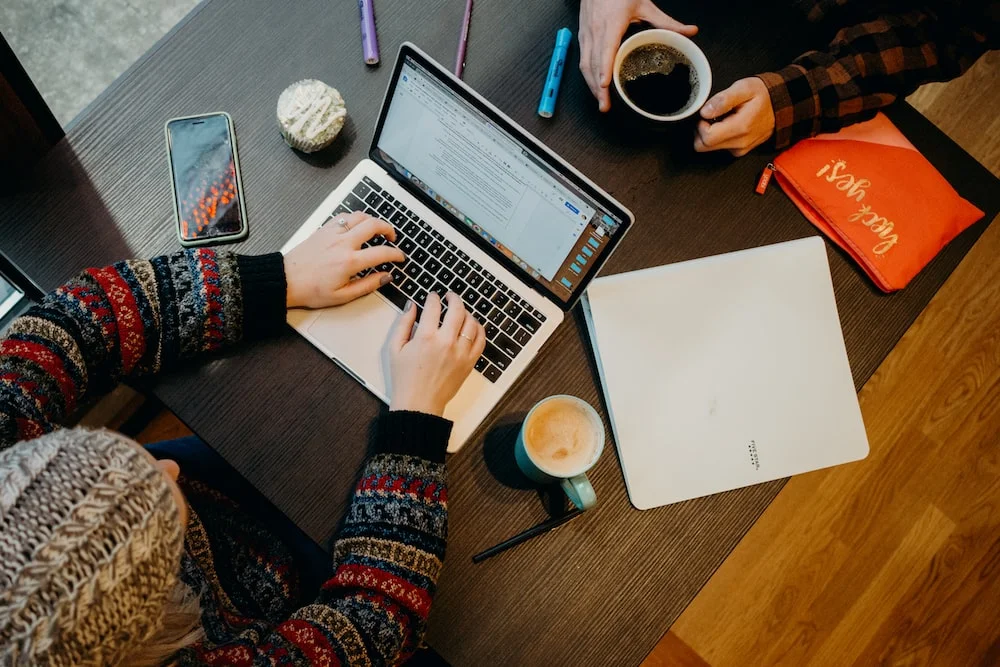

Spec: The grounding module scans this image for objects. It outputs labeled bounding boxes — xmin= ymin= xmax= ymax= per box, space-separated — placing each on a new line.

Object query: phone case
xmin=165 ymin=112 xmax=249 ymax=247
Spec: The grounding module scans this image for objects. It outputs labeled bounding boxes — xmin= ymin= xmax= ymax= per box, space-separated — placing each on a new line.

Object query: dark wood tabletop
xmin=2 ymin=0 xmax=999 ymax=664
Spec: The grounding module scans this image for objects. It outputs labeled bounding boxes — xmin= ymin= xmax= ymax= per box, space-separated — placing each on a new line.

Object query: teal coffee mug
xmin=515 ymin=395 xmax=605 ymax=510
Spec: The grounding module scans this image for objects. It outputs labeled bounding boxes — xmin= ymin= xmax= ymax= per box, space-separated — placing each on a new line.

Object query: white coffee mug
xmin=613 ymin=29 xmax=712 ymax=122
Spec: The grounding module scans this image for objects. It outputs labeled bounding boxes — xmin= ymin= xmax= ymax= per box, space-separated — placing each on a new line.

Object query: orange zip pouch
xmin=763 ymin=113 xmax=984 ymax=292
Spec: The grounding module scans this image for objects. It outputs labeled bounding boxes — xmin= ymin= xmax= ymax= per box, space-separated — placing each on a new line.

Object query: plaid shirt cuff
xmin=758 ymin=66 xmax=820 ymax=150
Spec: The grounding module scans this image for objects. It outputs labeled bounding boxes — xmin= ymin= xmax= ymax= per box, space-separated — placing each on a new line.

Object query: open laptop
xmin=281 ymin=44 xmax=634 ymax=452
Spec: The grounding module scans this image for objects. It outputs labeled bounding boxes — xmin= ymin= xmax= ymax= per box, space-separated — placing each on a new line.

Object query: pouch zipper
xmin=755 ymin=162 xmax=776 ymax=195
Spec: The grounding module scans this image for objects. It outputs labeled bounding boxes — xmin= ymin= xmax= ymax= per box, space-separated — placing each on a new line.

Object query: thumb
xmin=700 ymin=79 xmax=756 ymax=120
xmin=334 ymin=271 xmax=391 ymax=304
xmin=387 ymin=299 xmax=418 ymax=352
xmin=639 ymin=3 xmax=698 ymax=37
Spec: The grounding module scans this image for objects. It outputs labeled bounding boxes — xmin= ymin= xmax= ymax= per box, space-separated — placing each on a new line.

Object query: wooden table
xmin=2 ymin=1 xmax=998 ymax=664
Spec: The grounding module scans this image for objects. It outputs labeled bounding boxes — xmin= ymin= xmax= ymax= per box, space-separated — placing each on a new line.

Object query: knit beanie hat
xmin=0 ymin=428 xmax=186 ymax=666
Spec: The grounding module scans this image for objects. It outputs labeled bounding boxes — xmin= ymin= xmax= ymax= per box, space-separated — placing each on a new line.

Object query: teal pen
xmin=538 ymin=28 xmax=572 ymax=118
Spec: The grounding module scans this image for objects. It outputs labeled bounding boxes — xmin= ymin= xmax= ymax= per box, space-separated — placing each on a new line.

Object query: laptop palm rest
xmin=306 ymin=293 xmax=396 ymax=399
xmin=304 ymin=287 xmax=495 ymax=451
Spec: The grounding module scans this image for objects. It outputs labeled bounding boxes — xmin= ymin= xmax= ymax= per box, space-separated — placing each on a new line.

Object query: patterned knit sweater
xmin=0 ymin=249 xmax=450 ymax=666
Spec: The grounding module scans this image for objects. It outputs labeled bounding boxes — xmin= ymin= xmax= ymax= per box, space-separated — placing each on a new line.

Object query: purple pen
xmin=359 ymin=0 xmax=380 ymax=66
xmin=454 ymin=0 xmax=473 ymax=78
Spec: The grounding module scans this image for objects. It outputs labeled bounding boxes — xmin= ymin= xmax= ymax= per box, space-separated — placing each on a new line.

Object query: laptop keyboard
xmin=321 ymin=176 xmax=547 ymax=383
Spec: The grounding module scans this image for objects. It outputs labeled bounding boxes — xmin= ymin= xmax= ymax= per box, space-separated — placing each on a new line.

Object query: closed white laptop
xmin=582 ymin=237 xmax=869 ymax=510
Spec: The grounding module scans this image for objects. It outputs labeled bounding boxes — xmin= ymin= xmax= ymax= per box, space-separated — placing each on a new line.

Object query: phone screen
xmin=166 ymin=114 xmax=244 ymax=242
xmin=0 ymin=272 xmax=25 ymax=323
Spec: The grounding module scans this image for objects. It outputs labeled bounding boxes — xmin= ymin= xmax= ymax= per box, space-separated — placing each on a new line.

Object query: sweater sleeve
xmin=0 ymin=249 xmax=286 ymax=449
xmin=189 ymin=412 xmax=451 ymax=666
xmin=759 ymin=2 xmax=998 ymax=148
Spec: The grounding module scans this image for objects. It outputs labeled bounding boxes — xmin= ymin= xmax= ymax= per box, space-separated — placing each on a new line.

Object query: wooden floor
xmin=645 ymin=53 xmax=1000 ymax=667
xmin=129 ymin=54 xmax=1000 ymax=667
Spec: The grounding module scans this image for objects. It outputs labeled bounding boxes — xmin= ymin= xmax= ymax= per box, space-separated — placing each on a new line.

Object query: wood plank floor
xmin=646 ymin=54 xmax=1000 ymax=667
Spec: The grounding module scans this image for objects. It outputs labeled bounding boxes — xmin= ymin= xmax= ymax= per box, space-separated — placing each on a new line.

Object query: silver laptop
xmin=281 ymin=43 xmax=634 ymax=452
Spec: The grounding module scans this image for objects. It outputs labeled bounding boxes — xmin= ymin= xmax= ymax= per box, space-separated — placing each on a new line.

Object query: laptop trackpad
xmin=305 ymin=293 xmax=398 ymax=398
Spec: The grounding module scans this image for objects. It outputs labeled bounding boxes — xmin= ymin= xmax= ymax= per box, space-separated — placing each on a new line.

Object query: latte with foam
xmin=523 ymin=396 xmax=601 ymax=477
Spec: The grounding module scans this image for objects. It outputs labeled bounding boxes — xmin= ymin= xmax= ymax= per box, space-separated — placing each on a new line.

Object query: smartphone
xmin=165 ymin=112 xmax=248 ymax=246
xmin=0 ymin=250 xmax=42 ymax=334
xmin=0 ymin=270 xmax=26 ymax=332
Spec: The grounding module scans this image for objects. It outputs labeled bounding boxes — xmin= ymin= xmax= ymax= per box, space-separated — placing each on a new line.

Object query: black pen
xmin=472 ymin=508 xmax=585 ymax=564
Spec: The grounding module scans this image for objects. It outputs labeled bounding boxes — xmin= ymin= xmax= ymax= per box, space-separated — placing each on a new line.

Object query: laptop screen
xmin=371 ymin=50 xmax=630 ymax=306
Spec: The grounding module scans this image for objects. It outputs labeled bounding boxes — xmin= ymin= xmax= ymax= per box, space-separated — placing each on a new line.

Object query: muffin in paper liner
xmin=277 ymin=79 xmax=347 ymax=153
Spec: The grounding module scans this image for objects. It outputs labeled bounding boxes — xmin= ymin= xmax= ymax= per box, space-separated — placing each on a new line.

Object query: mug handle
xmin=561 ymin=474 xmax=597 ymax=510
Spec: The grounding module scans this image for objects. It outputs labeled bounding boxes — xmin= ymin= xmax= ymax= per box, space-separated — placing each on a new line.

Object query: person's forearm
xmin=326 ymin=453 xmax=448 ymax=664
xmin=323 ymin=411 xmax=450 ymax=663
xmin=0 ymin=249 xmax=286 ymax=448
xmin=760 ymin=5 xmax=996 ymax=148
xmin=191 ymin=412 xmax=451 ymax=666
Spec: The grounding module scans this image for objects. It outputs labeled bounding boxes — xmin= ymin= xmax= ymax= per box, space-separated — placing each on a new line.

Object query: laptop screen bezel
xmin=369 ymin=43 xmax=634 ymax=312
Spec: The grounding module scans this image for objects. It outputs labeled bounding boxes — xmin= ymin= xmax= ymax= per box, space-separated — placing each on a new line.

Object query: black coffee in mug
xmin=620 ymin=44 xmax=698 ymax=116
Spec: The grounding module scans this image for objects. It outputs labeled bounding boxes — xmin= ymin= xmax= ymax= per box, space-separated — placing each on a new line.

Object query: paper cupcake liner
xmin=279 ymin=128 xmax=336 ymax=154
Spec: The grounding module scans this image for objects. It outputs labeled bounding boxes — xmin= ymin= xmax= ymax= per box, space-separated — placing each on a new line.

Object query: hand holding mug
xmin=579 ymin=0 xmax=698 ymax=112
xmin=695 ymin=77 xmax=776 ymax=157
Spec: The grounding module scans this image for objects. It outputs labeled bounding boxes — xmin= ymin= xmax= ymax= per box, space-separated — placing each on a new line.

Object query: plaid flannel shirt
xmin=758 ymin=0 xmax=999 ymax=148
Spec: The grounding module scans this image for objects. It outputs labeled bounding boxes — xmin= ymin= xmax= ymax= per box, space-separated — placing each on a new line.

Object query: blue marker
xmin=538 ymin=28 xmax=572 ymax=118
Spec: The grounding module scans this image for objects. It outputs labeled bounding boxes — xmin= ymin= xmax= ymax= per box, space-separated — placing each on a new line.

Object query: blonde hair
xmin=119 ymin=580 xmax=204 ymax=667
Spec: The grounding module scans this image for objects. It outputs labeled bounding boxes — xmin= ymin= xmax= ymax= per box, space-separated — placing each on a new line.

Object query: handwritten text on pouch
xmin=816 ymin=159 xmax=898 ymax=255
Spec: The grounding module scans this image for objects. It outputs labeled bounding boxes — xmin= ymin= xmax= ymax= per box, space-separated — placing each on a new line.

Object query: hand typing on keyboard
xmin=284 ymin=212 xmax=405 ymax=309
xmin=329 ymin=176 xmax=549 ymax=383
xmin=385 ymin=292 xmax=486 ymax=417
